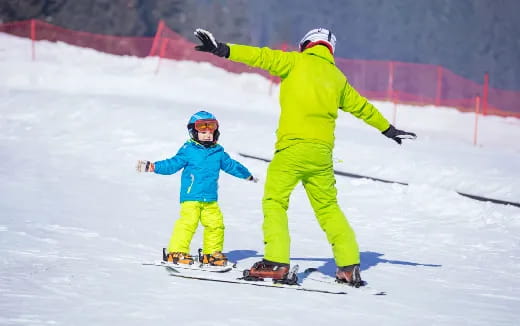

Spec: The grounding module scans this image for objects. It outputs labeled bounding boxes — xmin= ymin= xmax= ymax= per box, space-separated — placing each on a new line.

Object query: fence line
xmin=1 ymin=19 xmax=518 ymax=118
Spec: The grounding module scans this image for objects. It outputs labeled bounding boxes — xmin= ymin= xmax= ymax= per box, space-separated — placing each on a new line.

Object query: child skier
xmin=136 ymin=110 xmax=257 ymax=266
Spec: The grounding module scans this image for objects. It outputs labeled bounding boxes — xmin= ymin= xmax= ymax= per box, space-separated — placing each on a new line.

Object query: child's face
xmin=198 ymin=130 xmax=214 ymax=142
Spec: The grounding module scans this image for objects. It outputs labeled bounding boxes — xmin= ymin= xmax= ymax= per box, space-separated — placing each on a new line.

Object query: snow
xmin=1 ymin=34 xmax=519 ymax=325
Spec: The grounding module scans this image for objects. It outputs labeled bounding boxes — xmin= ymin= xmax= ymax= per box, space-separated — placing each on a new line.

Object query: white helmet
xmin=299 ymin=28 xmax=336 ymax=54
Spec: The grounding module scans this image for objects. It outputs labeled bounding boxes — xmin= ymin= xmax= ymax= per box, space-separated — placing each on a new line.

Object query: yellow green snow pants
xmin=167 ymin=201 xmax=225 ymax=255
xmin=262 ymin=142 xmax=359 ymax=267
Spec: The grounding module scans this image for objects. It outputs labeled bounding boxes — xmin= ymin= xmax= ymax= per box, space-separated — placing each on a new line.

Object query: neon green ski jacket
xmin=228 ymin=44 xmax=390 ymax=150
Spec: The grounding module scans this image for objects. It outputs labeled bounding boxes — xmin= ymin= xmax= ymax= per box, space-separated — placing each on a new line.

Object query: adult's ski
xmin=303 ymin=267 xmax=387 ymax=296
xmin=165 ymin=265 xmax=349 ymax=295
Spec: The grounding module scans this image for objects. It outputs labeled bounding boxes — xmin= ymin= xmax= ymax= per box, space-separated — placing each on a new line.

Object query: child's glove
xmin=382 ymin=125 xmax=417 ymax=144
xmin=136 ymin=160 xmax=155 ymax=172
xmin=247 ymin=175 xmax=259 ymax=183
xmin=194 ymin=28 xmax=230 ymax=58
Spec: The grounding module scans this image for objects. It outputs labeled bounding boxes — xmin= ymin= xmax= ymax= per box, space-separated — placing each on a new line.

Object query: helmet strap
xmin=301 ymin=40 xmax=333 ymax=54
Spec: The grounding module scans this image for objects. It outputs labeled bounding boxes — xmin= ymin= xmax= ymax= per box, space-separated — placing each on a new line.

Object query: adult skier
xmin=193 ymin=28 xmax=416 ymax=286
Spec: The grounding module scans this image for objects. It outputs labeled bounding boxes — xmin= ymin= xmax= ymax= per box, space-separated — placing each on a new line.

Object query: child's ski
xmin=142 ymin=260 xmax=234 ymax=273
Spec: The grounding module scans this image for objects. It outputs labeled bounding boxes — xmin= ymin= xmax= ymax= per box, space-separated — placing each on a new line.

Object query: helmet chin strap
xmin=302 ymin=41 xmax=334 ymax=55
xmin=199 ymin=140 xmax=216 ymax=147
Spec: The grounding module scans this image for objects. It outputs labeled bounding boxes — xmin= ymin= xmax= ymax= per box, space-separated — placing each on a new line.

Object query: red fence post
xmin=387 ymin=61 xmax=394 ymax=101
xmin=435 ymin=66 xmax=443 ymax=106
xmin=473 ymin=96 xmax=480 ymax=146
xmin=155 ymin=38 xmax=168 ymax=75
xmin=30 ymin=19 xmax=36 ymax=61
xmin=392 ymin=91 xmax=398 ymax=125
xmin=482 ymin=72 xmax=489 ymax=115
xmin=149 ymin=20 xmax=165 ymax=57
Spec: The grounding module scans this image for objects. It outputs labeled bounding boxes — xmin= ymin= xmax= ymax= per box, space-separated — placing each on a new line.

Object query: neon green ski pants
xmin=167 ymin=201 xmax=225 ymax=255
xmin=262 ymin=142 xmax=360 ymax=267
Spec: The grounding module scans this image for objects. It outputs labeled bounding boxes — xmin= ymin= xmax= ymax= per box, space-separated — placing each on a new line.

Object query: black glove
xmin=194 ymin=28 xmax=230 ymax=58
xmin=382 ymin=125 xmax=417 ymax=144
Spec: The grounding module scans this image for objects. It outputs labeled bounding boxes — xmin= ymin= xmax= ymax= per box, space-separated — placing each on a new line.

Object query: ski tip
xmin=165 ymin=266 xmax=180 ymax=273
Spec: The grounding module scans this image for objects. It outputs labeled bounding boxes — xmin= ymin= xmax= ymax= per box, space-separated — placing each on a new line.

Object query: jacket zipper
xmin=187 ymin=174 xmax=195 ymax=194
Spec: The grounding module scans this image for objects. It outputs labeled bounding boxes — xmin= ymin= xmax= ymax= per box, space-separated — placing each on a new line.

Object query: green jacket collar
xmin=187 ymin=138 xmax=218 ymax=149
xmin=303 ymin=45 xmax=335 ymax=65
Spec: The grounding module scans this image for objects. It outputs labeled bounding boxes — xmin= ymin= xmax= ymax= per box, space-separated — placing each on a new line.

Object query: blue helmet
xmin=188 ymin=110 xmax=217 ymax=124
xmin=187 ymin=110 xmax=220 ymax=147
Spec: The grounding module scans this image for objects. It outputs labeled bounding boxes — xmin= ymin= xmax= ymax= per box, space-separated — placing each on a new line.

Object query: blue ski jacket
xmin=153 ymin=140 xmax=252 ymax=203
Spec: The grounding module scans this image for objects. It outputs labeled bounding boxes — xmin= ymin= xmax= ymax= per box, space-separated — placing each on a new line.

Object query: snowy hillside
xmin=1 ymin=34 xmax=519 ymax=325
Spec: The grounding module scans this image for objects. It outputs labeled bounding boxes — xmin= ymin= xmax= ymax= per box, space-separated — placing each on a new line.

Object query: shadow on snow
xmin=226 ymin=249 xmax=441 ymax=280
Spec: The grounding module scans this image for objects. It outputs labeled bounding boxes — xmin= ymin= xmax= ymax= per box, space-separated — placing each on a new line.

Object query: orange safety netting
xmin=1 ymin=19 xmax=518 ymax=118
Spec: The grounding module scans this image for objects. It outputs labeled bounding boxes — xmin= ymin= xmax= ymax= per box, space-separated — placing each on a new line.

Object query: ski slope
xmin=1 ymin=34 xmax=519 ymax=326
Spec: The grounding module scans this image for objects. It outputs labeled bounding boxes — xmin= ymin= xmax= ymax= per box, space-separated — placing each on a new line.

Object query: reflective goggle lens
xmin=194 ymin=119 xmax=218 ymax=132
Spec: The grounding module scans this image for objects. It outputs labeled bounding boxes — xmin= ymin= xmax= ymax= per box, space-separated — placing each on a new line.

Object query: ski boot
xmin=200 ymin=250 xmax=229 ymax=267
xmin=242 ymin=259 xmax=296 ymax=284
xmin=162 ymin=248 xmax=194 ymax=265
xmin=336 ymin=264 xmax=365 ymax=288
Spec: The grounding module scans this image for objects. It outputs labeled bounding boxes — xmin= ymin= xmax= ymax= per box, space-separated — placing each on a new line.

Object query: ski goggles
xmin=194 ymin=119 xmax=218 ymax=132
